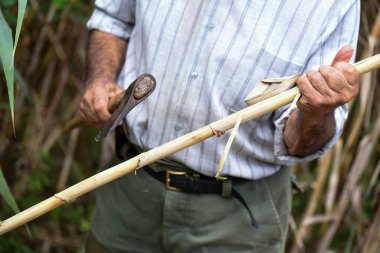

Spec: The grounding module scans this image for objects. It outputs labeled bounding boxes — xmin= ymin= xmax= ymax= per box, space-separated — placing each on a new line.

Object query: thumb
xmin=331 ymin=45 xmax=354 ymax=66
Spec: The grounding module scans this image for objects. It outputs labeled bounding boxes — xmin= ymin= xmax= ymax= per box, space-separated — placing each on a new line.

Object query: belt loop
xmin=221 ymin=179 xmax=232 ymax=197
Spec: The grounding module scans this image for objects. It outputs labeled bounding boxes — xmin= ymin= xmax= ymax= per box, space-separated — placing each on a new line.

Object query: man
xmin=80 ymin=1 xmax=360 ymax=252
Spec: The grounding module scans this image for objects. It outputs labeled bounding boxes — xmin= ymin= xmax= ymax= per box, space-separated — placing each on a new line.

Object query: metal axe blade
xmin=95 ymin=73 xmax=156 ymax=141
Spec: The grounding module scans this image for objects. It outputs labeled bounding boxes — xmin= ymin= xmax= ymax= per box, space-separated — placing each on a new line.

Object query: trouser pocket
xmin=234 ymin=167 xmax=292 ymax=252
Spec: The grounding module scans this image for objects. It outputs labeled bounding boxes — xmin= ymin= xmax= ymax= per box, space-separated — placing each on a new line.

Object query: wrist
xmin=285 ymin=109 xmax=336 ymax=156
xmin=297 ymin=108 xmax=335 ymax=123
xmin=85 ymin=77 xmax=116 ymax=87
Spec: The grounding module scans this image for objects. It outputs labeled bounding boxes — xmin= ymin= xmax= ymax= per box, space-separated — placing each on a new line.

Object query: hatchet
xmin=63 ymin=73 xmax=156 ymax=140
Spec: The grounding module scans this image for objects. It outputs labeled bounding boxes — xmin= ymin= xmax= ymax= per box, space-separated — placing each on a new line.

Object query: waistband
xmin=115 ymin=126 xmax=257 ymax=228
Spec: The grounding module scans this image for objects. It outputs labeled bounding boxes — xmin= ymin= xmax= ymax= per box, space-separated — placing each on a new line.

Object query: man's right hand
xmin=79 ymin=79 xmax=123 ymax=128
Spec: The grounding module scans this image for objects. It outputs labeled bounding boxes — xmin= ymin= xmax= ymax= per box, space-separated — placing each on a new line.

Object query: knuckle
xmin=320 ymin=65 xmax=340 ymax=79
xmin=306 ymin=70 xmax=320 ymax=82
xmin=334 ymin=61 xmax=347 ymax=71
xmin=318 ymin=65 xmax=330 ymax=73
xmin=344 ymin=90 xmax=357 ymax=102
xmin=94 ymin=103 xmax=105 ymax=112
xmin=345 ymin=64 xmax=357 ymax=76
xmin=297 ymin=74 xmax=307 ymax=84
xmin=312 ymin=96 xmax=323 ymax=107
xmin=344 ymin=65 xmax=360 ymax=82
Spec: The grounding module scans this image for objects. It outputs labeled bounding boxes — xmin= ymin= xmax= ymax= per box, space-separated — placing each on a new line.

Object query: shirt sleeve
xmin=272 ymin=0 xmax=360 ymax=165
xmin=87 ymin=0 xmax=135 ymax=40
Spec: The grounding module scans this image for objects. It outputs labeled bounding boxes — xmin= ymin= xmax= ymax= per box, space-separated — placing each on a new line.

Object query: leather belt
xmin=144 ymin=167 xmax=258 ymax=228
xmin=114 ymin=126 xmax=257 ymax=228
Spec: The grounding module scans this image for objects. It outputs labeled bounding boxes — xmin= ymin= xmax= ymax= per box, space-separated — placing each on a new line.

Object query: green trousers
xmin=85 ymin=162 xmax=292 ymax=253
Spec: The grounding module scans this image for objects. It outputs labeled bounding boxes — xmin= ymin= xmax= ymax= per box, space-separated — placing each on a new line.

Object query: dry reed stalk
xmin=365 ymin=160 xmax=380 ymax=198
xmin=26 ymin=5 xmax=57 ymax=80
xmin=289 ymin=215 xmax=305 ymax=250
xmin=290 ymin=12 xmax=380 ymax=251
xmin=316 ymin=112 xmax=380 ymax=253
xmin=360 ymin=195 xmax=380 ymax=253
xmin=364 ymin=11 xmax=380 ymax=129
xmin=344 ymin=11 xmax=380 ymax=156
xmin=57 ymin=128 xmax=80 ymax=191
xmin=41 ymin=92 xmax=82 ymax=154
xmin=289 ymin=149 xmax=333 ymax=253
xmin=325 ymin=139 xmax=342 ymax=213
xmin=0 ymin=55 xmax=379 ymax=236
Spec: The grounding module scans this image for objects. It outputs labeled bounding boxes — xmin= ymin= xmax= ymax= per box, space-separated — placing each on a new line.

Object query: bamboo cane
xmin=245 ymin=54 xmax=380 ymax=106
xmin=1 ymin=55 xmax=380 ymax=235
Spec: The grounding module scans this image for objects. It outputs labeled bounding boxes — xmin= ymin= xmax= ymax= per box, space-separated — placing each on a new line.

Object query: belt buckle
xmin=166 ymin=170 xmax=187 ymax=191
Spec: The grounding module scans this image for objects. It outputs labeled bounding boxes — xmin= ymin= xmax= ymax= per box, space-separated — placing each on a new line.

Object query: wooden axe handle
xmin=107 ymin=89 xmax=127 ymax=112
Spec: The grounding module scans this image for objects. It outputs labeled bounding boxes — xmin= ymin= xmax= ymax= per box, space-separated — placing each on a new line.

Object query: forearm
xmin=79 ymin=30 xmax=127 ymax=126
xmin=284 ymin=109 xmax=336 ymax=156
xmin=85 ymin=30 xmax=128 ymax=83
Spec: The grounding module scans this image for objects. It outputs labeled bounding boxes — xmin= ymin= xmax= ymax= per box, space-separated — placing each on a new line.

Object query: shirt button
xmin=174 ymin=123 xmax=183 ymax=131
xmin=207 ymin=23 xmax=215 ymax=31
xmin=191 ymin=72 xmax=198 ymax=79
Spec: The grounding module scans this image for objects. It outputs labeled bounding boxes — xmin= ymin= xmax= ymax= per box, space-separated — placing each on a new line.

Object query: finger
xmin=92 ymin=94 xmax=112 ymax=123
xmin=306 ymin=69 xmax=334 ymax=96
xmin=296 ymin=75 xmax=316 ymax=114
xmin=332 ymin=61 xmax=360 ymax=87
xmin=319 ymin=65 xmax=348 ymax=92
xmin=297 ymin=74 xmax=324 ymax=100
xmin=79 ymin=98 xmax=103 ymax=125
xmin=331 ymin=45 xmax=354 ymax=66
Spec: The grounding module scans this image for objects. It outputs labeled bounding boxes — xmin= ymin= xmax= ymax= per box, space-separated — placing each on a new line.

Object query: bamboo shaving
xmin=53 ymin=194 xmax=74 ymax=203
xmin=215 ymin=114 xmax=242 ymax=180
xmin=245 ymin=74 xmax=300 ymax=105
xmin=261 ymin=75 xmax=297 ymax=83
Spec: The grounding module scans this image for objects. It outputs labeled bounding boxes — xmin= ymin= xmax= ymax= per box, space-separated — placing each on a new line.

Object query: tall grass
xmin=0 ymin=0 xmax=379 ymax=252
xmin=0 ymin=0 xmax=27 ymax=219
xmin=288 ymin=1 xmax=380 ymax=252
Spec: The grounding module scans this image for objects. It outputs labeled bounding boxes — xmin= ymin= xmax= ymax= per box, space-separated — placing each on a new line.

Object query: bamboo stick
xmin=1 ymin=54 xmax=380 ymax=235
xmin=245 ymin=53 xmax=380 ymax=106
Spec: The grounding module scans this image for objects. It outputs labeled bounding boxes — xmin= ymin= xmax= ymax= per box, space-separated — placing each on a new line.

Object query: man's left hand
xmin=296 ymin=45 xmax=360 ymax=118
xmin=284 ymin=45 xmax=360 ymax=156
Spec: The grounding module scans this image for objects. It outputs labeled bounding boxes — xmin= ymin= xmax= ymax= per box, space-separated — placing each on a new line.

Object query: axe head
xmin=95 ymin=74 xmax=156 ymax=141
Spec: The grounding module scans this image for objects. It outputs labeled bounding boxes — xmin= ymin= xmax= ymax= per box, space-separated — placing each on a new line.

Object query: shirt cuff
xmin=273 ymin=103 xmax=348 ymax=165
xmin=87 ymin=8 xmax=134 ymax=40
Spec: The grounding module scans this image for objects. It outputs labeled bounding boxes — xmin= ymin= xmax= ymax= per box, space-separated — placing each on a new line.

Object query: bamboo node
xmin=137 ymin=152 xmax=149 ymax=168
xmin=209 ymin=124 xmax=225 ymax=137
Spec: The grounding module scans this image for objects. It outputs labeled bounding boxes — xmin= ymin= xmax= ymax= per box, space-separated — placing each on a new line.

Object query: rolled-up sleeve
xmin=87 ymin=0 xmax=135 ymax=40
xmin=272 ymin=0 xmax=360 ymax=165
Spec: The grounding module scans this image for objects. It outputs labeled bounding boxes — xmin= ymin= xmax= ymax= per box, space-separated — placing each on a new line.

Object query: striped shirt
xmin=87 ymin=0 xmax=360 ymax=180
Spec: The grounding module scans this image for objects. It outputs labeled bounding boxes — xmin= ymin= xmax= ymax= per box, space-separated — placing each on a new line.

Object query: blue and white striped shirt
xmin=87 ymin=0 xmax=360 ymax=180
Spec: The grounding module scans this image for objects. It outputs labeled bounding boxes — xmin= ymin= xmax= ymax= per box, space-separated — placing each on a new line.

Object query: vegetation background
xmin=0 ymin=0 xmax=379 ymax=252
